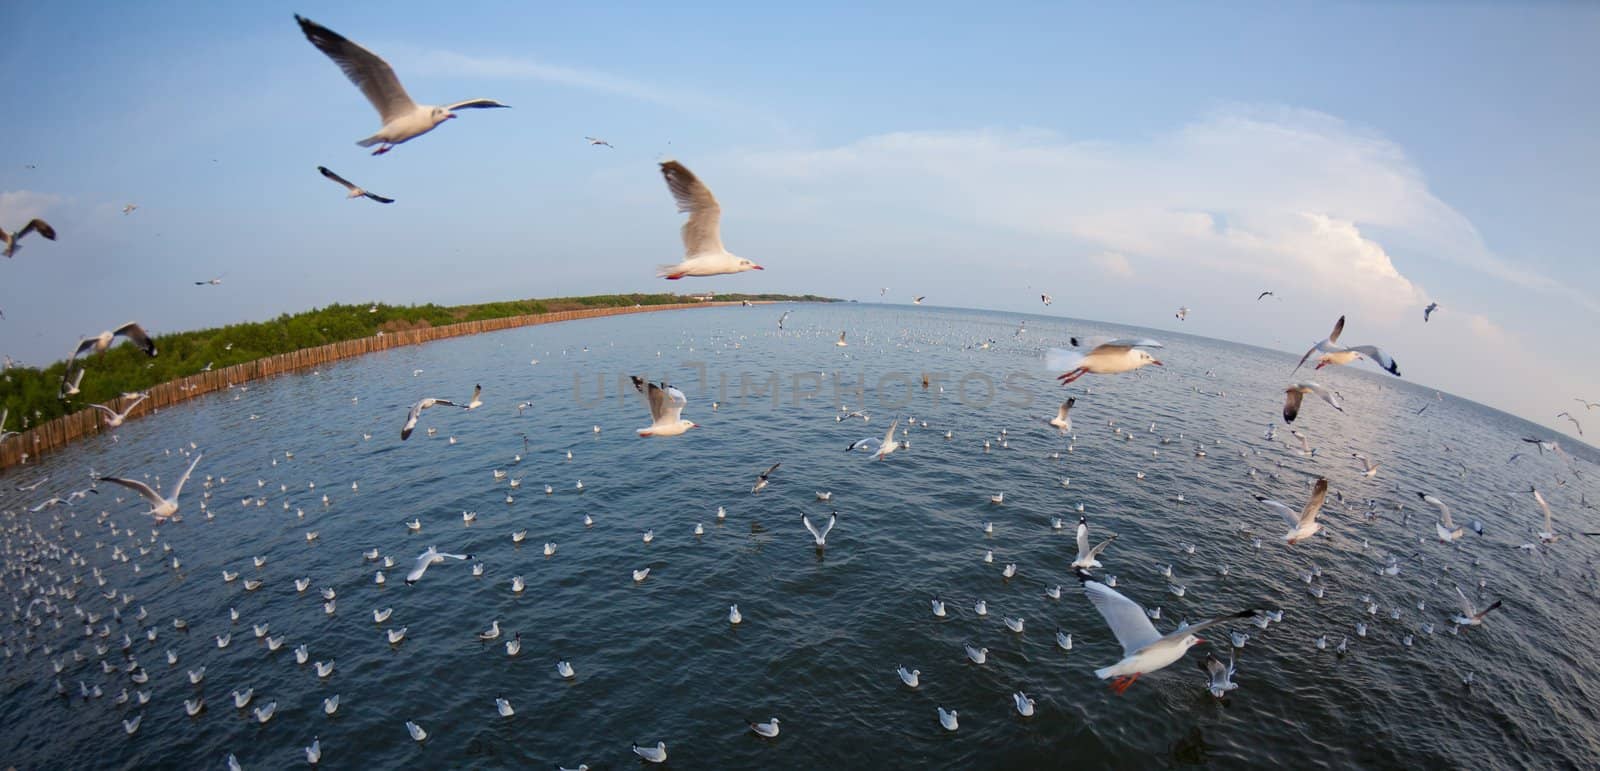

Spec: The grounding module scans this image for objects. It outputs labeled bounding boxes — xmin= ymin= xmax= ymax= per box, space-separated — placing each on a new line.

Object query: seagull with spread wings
xmin=1255 ymin=478 xmax=1329 ymax=545
xmin=1047 ymin=337 xmax=1163 ymax=384
xmin=1281 ymin=383 xmax=1343 ymax=424
xmin=99 ymin=453 xmax=203 ymax=522
xmin=317 ymin=166 xmax=394 ymax=203
xmin=1 ymin=218 xmax=55 ymax=258
xmin=90 ymin=393 xmax=148 ymax=428
xmin=656 ymin=160 xmax=763 ymax=279
xmin=1077 ymin=572 xmax=1257 ymax=694
xmin=400 ymin=397 xmax=464 ymax=440
xmin=630 ymin=376 xmax=697 ymax=437
xmin=73 ymin=323 xmax=157 ymax=359
xmin=1294 ymin=315 xmax=1401 ymax=376
xmin=295 ymin=15 xmax=509 ymax=155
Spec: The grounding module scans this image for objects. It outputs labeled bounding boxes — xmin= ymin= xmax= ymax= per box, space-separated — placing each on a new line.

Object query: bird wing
xmin=406 ymin=551 xmax=434 ymax=582
xmin=19 ymin=219 xmax=56 ymax=240
xmin=401 ymin=401 xmax=427 ymax=440
xmin=1299 ymin=478 xmax=1329 ymax=526
xmin=99 ymin=476 xmax=164 ymax=507
xmin=659 ymin=161 xmax=724 ymax=256
xmin=317 ymin=166 xmax=359 ymax=192
xmin=1282 ymin=388 xmax=1304 ymax=424
xmin=1530 ymin=488 xmax=1553 ymax=532
xmin=443 ymin=98 xmax=511 ymax=111
xmin=1075 ymin=520 xmax=1090 ymax=558
xmin=1057 ymin=398 xmax=1074 ymax=423
xmin=1085 ymin=535 xmax=1117 ymax=561
xmin=759 ymin=462 xmax=780 ymax=480
xmin=121 ymin=393 xmax=149 ymax=416
xmin=169 ymin=453 xmax=203 ymax=499
xmin=363 ymin=191 xmax=395 ymax=204
xmin=295 ymin=15 xmax=417 ymax=124
xmin=113 ymin=322 xmax=157 ymax=356
xmin=880 ymin=418 xmax=899 ymax=449
xmin=89 ymin=404 xmax=117 ymax=419
xmin=1305 ymin=382 xmax=1343 ymax=411
xmin=1159 ymin=610 xmax=1256 ymax=643
xmin=1255 ymin=496 xmax=1301 ymax=529
xmin=1327 ymin=315 xmax=1345 ymax=344
xmin=1454 ymin=585 xmax=1476 ymax=617
xmin=1419 ymin=493 xmax=1454 ymax=528
xmin=1081 ymin=579 xmax=1162 ymax=656
xmin=1347 ymin=345 xmax=1400 ymax=376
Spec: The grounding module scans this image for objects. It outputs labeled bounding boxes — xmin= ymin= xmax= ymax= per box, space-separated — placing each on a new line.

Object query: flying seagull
xmin=1048 ymin=337 xmax=1163 ymax=384
xmin=1423 ymin=302 xmax=1439 ymax=322
xmin=1256 ymin=291 xmax=1274 ymax=301
xmin=400 ymin=397 xmax=464 ymax=440
xmin=1254 ymin=478 xmax=1329 ymax=545
xmin=630 ymin=376 xmax=697 ymax=437
xmin=1175 ymin=307 xmax=1189 ymax=321
xmin=99 ymin=453 xmax=203 ymax=522
xmin=1451 ymin=585 xmax=1502 ymax=627
xmin=1294 ymin=315 xmax=1400 ymax=376
xmin=195 ymin=276 xmax=223 ymax=286
xmin=656 ymin=160 xmax=762 ymax=279
xmin=317 ymin=166 xmax=394 ymax=203
xmin=1077 ymin=571 xmax=1257 ymax=694
xmin=1418 ymin=493 xmax=1464 ymax=543
xmin=1 ymin=218 xmax=56 ymax=258
xmin=583 ymin=136 xmax=613 ymax=148
xmin=1041 ymin=293 xmax=1053 ymax=306
xmin=1555 ymin=412 xmax=1583 ymax=436
xmin=913 ymin=296 xmax=926 ymax=305
xmin=801 ymin=512 xmax=836 ymax=547
xmin=1282 ymin=383 xmax=1343 ymax=424
xmin=73 ymin=323 xmax=157 ymax=359
xmin=90 ymin=393 xmax=148 ymax=428
xmin=1046 ymin=397 xmax=1076 ymax=432
xmin=404 ymin=546 xmax=473 ymax=585
xmin=295 ymin=15 xmax=510 ymax=155
xmin=1070 ymin=516 xmax=1117 ymax=569
xmin=777 ymin=310 xmax=791 ymax=330
xmin=872 ymin=418 xmax=903 ymax=460
xmin=751 ymin=462 xmax=780 ymax=494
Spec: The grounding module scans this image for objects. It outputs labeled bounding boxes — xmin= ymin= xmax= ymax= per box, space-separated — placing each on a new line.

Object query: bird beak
xmin=1152 ymin=360 xmax=1164 ymax=366
xmin=751 ymin=264 xmax=764 ymax=270
xmin=1193 ymin=637 xmax=1206 ymax=645
xmin=446 ymin=112 xmax=458 ymax=120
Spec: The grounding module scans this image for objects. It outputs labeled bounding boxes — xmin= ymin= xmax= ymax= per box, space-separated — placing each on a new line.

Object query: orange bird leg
xmin=1109 ymin=673 xmax=1141 ymax=694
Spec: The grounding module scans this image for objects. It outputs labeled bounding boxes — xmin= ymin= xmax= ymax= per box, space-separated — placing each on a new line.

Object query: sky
xmin=0 ymin=1 xmax=1596 ymax=443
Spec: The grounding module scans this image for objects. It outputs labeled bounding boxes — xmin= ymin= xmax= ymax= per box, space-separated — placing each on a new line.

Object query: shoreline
xmin=0 ymin=301 xmax=759 ymax=471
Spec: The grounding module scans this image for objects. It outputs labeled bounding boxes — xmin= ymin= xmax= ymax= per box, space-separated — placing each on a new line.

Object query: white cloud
xmin=0 ymin=190 xmax=61 ymax=224
xmin=1090 ymin=251 xmax=1134 ymax=279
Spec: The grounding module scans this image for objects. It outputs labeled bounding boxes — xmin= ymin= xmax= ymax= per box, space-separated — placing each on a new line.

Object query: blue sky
xmin=1 ymin=1 xmax=1596 ymax=441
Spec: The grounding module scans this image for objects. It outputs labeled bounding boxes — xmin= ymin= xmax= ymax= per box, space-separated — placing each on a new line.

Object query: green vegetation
xmin=0 ymin=292 xmax=836 ymax=431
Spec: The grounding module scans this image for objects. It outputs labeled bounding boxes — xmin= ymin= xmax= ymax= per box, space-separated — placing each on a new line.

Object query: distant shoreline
xmin=0 ymin=299 xmax=809 ymax=471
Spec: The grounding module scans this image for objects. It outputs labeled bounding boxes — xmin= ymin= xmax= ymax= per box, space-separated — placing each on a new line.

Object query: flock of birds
xmin=1 ymin=10 xmax=1598 ymax=768
xmin=2 ymin=298 xmax=1597 ymax=767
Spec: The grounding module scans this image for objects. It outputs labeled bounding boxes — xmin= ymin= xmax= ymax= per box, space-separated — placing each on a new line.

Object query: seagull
xmin=1555 ymin=412 xmax=1584 ymax=436
xmin=73 ymin=322 xmax=158 ymax=359
xmin=964 ymin=644 xmax=988 ymax=664
xmin=1198 ymin=652 xmax=1238 ymax=698
xmin=465 ymin=384 xmax=484 ymax=410
xmin=751 ymin=463 xmax=780 ymax=494
xmin=1451 ymin=585 xmax=1503 ymax=627
xmin=1070 ymin=516 xmax=1117 ymax=569
xmin=938 ymin=707 xmax=959 ymax=731
xmin=89 ymin=394 xmax=149 ymax=428
xmin=316 ymin=166 xmax=394 ymax=203
xmin=631 ymin=742 xmax=668 ymax=763
xmin=1013 ymin=691 xmax=1036 ymax=717
xmin=477 ymin=620 xmax=501 ymax=641
xmin=1041 ymin=293 xmax=1053 ymax=306
xmin=1351 ymin=453 xmax=1380 ymax=478
xmin=1529 ymin=487 xmax=1560 ymax=543
xmin=1047 ymin=398 xmax=1076 ymax=432
xmin=749 ymin=718 xmax=780 ymax=738
xmin=400 ymin=397 xmax=464 ymax=440
xmin=1424 ymin=302 xmax=1439 ymax=322
xmin=1 ymin=218 xmax=56 ymax=258
xmin=1294 ymin=316 xmax=1401 ymax=376
xmin=405 ymin=721 xmax=427 ymax=742
xmin=1417 ymin=493 xmax=1464 ymax=543
xmin=802 ymin=512 xmax=836 ymax=547
xmin=1078 ymin=572 xmax=1257 ymax=694
xmin=583 ymin=136 xmax=613 ymax=148
xmin=194 ymin=276 xmax=223 ymax=286
xmin=836 ymin=331 xmax=849 ymax=347
xmin=897 ymin=666 xmax=920 ymax=687
xmin=872 ymin=418 xmax=903 ymax=460
xmin=631 ymin=377 xmax=697 ymax=436
xmin=1282 ymin=383 xmax=1343 ymax=424
xmin=99 ymin=453 xmax=202 ymax=521
xmin=404 ymin=546 xmax=473 ymax=585
xmin=656 ymin=160 xmax=762 ymax=278
xmin=557 ymin=660 xmax=575 ymax=679
xmin=1175 ymin=306 xmax=1189 ymax=321
xmin=305 ymin=738 xmax=321 ymax=765
xmin=496 ymin=697 xmax=515 ymax=717
xmin=1257 ymin=291 xmax=1275 ymax=301
xmin=1048 ymin=337 xmax=1164 ymax=384
xmin=295 ymin=15 xmax=509 ymax=155
xmin=912 ymin=296 xmax=926 ymax=305
xmin=1255 ymin=478 xmax=1329 ymax=545
xmin=254 ymin=702 xmax=277 ymax=723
